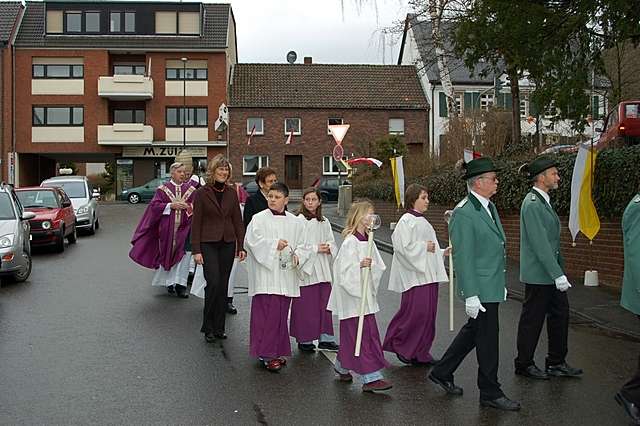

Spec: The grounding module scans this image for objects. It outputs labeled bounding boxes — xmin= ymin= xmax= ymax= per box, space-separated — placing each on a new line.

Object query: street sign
xmin=333 ymin=144 xmax=344 ymax=162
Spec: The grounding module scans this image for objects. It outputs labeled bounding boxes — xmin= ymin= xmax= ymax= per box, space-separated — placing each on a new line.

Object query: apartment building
xmin=4 ymin=0 xmax=237 ymax=191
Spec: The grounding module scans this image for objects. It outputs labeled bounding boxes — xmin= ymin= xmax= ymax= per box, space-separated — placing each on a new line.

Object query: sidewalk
xmin=324 ymin=205 xmax=640 ymax=342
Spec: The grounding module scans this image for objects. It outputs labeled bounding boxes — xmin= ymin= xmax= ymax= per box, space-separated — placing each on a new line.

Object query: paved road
xmin=0 ymin=204 xmax=637 ymax=425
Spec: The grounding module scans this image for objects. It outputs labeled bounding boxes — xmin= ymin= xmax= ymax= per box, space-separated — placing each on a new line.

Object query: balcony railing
xmin=98 ymin=75 xmax=153 ymax=100
xmin=97 ymin=124 xmax=153 ymax=145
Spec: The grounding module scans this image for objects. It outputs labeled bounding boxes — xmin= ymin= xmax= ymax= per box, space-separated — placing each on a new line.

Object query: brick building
xmin=3 ymin=0 xmax=237 ymax=192
xmin=228 ymin=61 xmax=429 ymax=196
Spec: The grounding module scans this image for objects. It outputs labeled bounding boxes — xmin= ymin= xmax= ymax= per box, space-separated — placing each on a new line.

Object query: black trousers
xmin=621 ymin=317 xmax=640 ymax=404
xmin=200 ymin=241 xmax=236 ymax=335
xmin=432 ymin=302 xmax=503 ymax=400
xmin=514 ymin=284 xmax=569 ymax=369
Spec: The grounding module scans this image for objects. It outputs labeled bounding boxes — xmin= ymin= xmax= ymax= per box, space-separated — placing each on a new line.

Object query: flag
xmin=247 ymin=125 xmax=256 ymax=146
xmin=568 ymin=143 xmax=600 ymax=242
xmin=285 ymin=129 xmax=294 ymax=145
xmin=346 ymin=157 xmax=382 ymax=168
xmin=463 ymin=148 xmax=481 ymax=163
xmin=390 ymin=156 xmax=405 ymax=208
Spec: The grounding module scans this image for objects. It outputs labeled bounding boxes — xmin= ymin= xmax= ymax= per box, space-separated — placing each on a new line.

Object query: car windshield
xmin=17 ymin=190 xmax=59 ymax=209
xmin=0 ymin=193 xmax=16 ymax=220
xmin=43 ymin=181 xmax=86 ymax=198
xmin=625 ymin=104 xmax=640 ymax=118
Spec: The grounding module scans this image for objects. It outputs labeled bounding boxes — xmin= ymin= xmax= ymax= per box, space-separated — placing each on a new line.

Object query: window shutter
xmin=592 ymin=95 xmax=600 ymax=119
xmin=439 ymin=92 xmax=448 ymax=118
xmin=505 ymin=94 xmax=513 ymax=110
xmin=530 ymin=98 xmax=539 ymax=116
xmin=472 ymin=93 xmax=480 ymax=110
xmin=464 ymin=92 xmax=473 ymax=113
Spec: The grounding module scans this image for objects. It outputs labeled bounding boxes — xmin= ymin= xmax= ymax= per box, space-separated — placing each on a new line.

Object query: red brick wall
xmin=368 ymin=198 xmax=624 ymax=289
xmin=228 ymin=107 xmax=428 ymax=187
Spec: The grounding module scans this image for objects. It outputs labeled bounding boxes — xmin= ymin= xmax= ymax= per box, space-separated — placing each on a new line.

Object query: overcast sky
xmin=225 ymin=0 xmax=411 ymax=64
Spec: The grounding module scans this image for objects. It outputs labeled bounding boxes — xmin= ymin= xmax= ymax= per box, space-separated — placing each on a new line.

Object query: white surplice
xmin=151 ymin=252 xmax=191 ymax=287
xmin=388 ymin=213 xmax=448 ymax=293
xmin=244 ymin=209 xmax=308 ymax=297
xmin=296 ymin=215 xmax=337 ymax=287
xmin=327 ymin=234 xmax=386 ymax=320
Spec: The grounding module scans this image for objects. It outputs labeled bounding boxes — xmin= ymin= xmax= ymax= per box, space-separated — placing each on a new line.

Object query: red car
xmin=15 ymin=187 xmax=77 ymax=252
xmin=596 ymin=100 xmax=640 ymax=148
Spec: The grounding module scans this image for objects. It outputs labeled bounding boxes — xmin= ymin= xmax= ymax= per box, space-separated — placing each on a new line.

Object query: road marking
xmin=319 ymin=349 xmax=337 ymax=365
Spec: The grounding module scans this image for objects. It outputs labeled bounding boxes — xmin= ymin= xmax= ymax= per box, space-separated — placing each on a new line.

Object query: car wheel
xmin=87 ymin=216 xmax=96 ymax=236
xmin=12 ymin=251 xmax=32 ymax=283
xmin=55 ymin=229 xmax=65 ymax=253
xmin=95 ymin=218 xmax=100 ymax=230
xmin=128 ymin=193 xmax=140 ymax=204
xmin=67 ymin=225 xmax=77 ymax=244
xmin=321 ymin=193 xmax=329 ymax=203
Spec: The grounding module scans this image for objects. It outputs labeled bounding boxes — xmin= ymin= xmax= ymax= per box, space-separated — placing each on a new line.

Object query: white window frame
xmin=327 ymin=117 xmax=344 ymax=135
xmin=388 ymin=118 xmax=405 ymax=136
xmin=480 ymin=94 xmax=494 ymax=111
xmin=520 ymin=98 xmax=529 ymax=118
xmin=243 ymin=155 xmax=269 ymax=176
xmin=284 ymin=118 xmax=301 ymax=135
xmin=246 ymin=117 xmax=264 ymax=135
xmin=322 ymin=156 xmax=341 ymax=175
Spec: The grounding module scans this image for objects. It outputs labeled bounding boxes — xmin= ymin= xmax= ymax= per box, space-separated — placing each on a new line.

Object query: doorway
xmin=284 ymin=155 xmax=303 ymax=189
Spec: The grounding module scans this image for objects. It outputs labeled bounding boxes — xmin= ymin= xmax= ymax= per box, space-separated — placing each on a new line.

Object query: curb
xmin=328 ymin=217 xmax=640 ymax=343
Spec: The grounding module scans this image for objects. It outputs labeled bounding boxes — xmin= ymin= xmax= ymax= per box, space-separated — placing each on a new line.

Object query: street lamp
xmin=181 ymin=57 xmax=187 ymax=148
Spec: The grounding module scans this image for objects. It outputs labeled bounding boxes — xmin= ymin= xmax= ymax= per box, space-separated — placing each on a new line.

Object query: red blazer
xmin=191 ymin=184 xmax=245 ymax=255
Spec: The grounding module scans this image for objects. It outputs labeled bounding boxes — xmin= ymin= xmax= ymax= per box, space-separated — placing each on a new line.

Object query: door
xmin=284 ymin=155 xmax=303 ymax=190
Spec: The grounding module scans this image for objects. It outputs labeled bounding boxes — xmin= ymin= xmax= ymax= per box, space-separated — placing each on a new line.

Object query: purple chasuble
xmin=129 ymin=180 xmax=196 ymax=270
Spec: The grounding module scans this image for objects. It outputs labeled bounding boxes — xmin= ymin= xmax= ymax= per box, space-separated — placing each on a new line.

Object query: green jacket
xmin=450 ymin=193 xmax=507 ymax=303
xmin=621 ymin=193 xmax=640 ymax=315
xmin=519 ymin=189 xmax=565 ymax=284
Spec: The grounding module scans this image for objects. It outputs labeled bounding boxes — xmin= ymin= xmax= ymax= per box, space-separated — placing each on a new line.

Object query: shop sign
xmin=122 ymin=146 xmax=207 ymax=158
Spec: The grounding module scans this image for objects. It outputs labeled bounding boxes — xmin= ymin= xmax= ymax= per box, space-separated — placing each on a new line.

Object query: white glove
xmin=554 ymin=275 xmax=572 ymax=292
xmin=465 ymin=296 xmax=486 ymax=319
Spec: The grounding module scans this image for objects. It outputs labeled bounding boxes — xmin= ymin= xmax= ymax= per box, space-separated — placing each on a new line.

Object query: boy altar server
xmin=244 ymin=182 xmax=308 ymax=372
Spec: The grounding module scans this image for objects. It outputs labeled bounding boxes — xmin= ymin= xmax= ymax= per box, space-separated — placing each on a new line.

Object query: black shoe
xmin=226 ymin=302 xmax=238 ymax=315
xmin=167 ymin=285 xmax=175 ymax=294
xmin=396 ymin=353 xmax=413 ymax=365
xmin=175 ymin=284 xmax=189 ymax=299
xmin=297 ymin=342 xmax=316 ymax=353
xmin=214 ymin=333 xmax=227 ymax=340
xmin=412 ymin=357 xmax=440 ymax=367
xmin=317 ymin=341 xmax=339 ymax=351
xmin=428 ymin=372 xmax=463 ymax=396
xmin=616 ymin=392 xmax=640 ymax=425
xmin=205 ymin=333 xmax=216 ymax=343
xmin=515 ymin=365 xmax=550 ymax=380
xmin=480 ymin=396 xmax=521 ymax=411
xmin=546 ymin=362 xmax=583 ymax=377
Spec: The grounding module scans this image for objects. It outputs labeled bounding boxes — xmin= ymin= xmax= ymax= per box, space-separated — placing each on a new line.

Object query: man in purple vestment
xmin=129 ymin=162 xmax=197 ymax=298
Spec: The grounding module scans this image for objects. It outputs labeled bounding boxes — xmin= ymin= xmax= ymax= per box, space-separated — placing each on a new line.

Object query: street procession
xmin=1 ymin=0 xmax=640 ymax=424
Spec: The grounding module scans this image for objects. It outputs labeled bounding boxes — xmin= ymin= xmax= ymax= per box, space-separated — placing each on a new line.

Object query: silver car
xmin=41 ymin=176 xmax=100 ymax=235
xmin=0 ymin=183 xmax=35 ymax=283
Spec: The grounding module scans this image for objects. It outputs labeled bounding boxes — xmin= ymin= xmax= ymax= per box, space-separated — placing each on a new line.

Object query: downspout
xmin=10 ymin=5 xmax=25 ymax=186
xmin=431 ymin=84 xmax=435 ymax=156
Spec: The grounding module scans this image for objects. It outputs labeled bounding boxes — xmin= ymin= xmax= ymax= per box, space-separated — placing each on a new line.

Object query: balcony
xmin=97 ymin=124 xmax=154 ymax=145
xmin=98 ymin=75 xmax=153 ymax=100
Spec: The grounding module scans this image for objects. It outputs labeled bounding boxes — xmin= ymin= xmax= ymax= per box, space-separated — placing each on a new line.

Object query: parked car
xmin=243 ymin=180 xmax=259 ymax=197
xmin=41 ymin=176 xmax=100 ymax=235
xmin=540 ymin=144 xmax=579 ymax=155
xmin=312 ymin=176 xmax=350 ymax=203
xmin=120 ymin=177 xmax=166 ymax=204
xmin=15 ymin=187 xmax=77 ymax=252
xmin=0 ymin=182 xmax=35 ymax=283
xmin=596 ymin=100 xmax=640 ymax=149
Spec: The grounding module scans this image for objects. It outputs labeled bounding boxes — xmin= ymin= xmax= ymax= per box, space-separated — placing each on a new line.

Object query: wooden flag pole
xmin=354 ymin=228 xmax=375 ymax=357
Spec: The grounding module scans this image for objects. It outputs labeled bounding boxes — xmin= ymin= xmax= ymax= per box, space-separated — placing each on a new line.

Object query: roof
xmin=229 ymin=63 xmax=428 ymax=110
xmin=15 ymin=2 xmax=231 ymax=50
xmin=400 ymin=14 xmax=498 ymax=85
xmin=0 ymin=1 xmax=23 ymax=45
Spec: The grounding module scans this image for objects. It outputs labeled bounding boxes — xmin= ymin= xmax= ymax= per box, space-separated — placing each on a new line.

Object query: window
xmin=125 ymin=12 xmax=135 ymax=32
xmin=113 ymin=65 xmax=145 ymax=75
xmin=284 ymin=118 xmax=301 ymax=135
xmin=110 ymin=12 xmax=121 ymax=32
xmin=178 ymin=12 xmax=200 ymax=34
xmin=166 ymin=107 xmax=208 ymax=127
xmin=520 ymin=98 xmax=529 ymax=118
xmin=388 ymin=118 xmax=405 ymax=135
xmin=155 ymin=11 xmax=177 ymax=34
xmin=32 ymin=107 xmax=83 ymax=126
xmin=165 ymin=68 xmax=208 ymax=80
xmin=327 ymin=117 xmax=343 ymax=135
xmin=625 ymin=104 xmax=640 ymax=119
xmin=110 ymin=11 xmax=134 ymax=33
xmin=114 ymin=109 xmax=145 ymax=124
xmin=323 ymin=156 xmax=341 ymax=175
xmin=247 ymin=118 xmax=264 ymax=135
xmin=85 ymin=11 xmax=100 ymax=32
xmin=64 ymin=11 xmax=81 ymax=33
xmin=243 ymin=155 xmax=269 ymax=175
xmin=32 ymin=64 xmax=84 ymax=79
xmin=480 ymin=94 xmax=494 ymax=111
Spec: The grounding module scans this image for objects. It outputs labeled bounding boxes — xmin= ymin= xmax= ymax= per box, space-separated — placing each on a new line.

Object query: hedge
xmin=353 ymin=144 xmax=640 ymax=218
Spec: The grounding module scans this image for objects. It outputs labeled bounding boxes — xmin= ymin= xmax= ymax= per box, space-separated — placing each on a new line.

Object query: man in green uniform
xmin=616 ymin=190 xmax=640 ymax=425
xmin=429 ymin=157 xmax=520 ymax=412
xmin=514 ymin=156 xmax=583 ymax=379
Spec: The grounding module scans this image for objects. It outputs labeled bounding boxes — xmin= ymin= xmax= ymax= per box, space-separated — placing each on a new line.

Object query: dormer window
xmin=62 ymin=11 xmax=100 ymax=34
xmin=110 ymin=11 xmax=136 ymax=33
xmin=64 ymin=11 xmax=81 ymax=33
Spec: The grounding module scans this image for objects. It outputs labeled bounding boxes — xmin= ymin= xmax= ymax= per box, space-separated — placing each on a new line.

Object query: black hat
xmin=461 ymin=157 xmax=497 ymax=180
xmin=520 ymin=156 xmax=557 ymax=180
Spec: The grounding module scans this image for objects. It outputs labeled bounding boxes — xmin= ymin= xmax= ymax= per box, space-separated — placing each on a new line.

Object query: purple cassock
xmin=290 ymin=282 xmax=334 ymax=342
xmin=337 ymin=315 xmax=390 ymax=375
xmin=382 ymin=283 xmax=439 ymax=363
xmin=129 ymin=180 xmax=197 ymax=271
xmin=250 ymin=294 xmax=293 ymax=359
